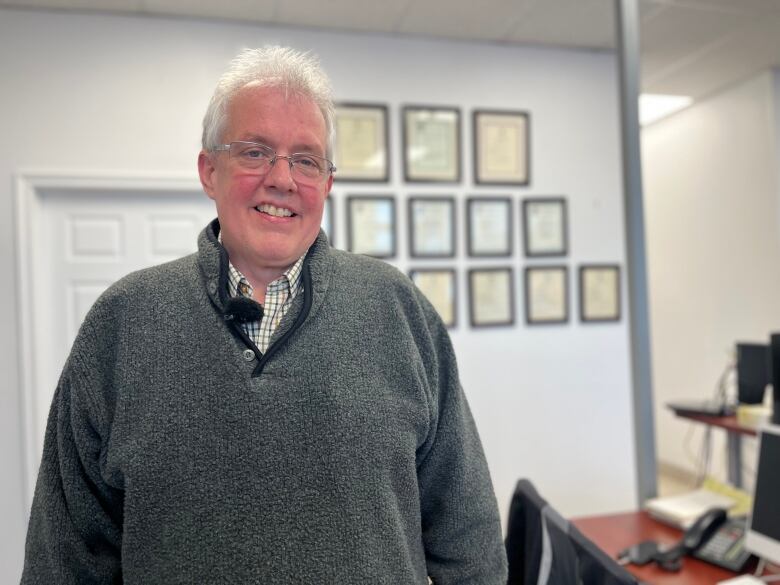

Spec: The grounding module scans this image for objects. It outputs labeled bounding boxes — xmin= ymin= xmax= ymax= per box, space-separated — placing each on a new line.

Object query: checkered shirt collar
xmin=217 ymin=231 xmax=305 ymax=301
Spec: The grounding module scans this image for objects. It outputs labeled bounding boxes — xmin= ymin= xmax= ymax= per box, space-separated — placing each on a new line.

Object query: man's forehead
xmin=226 ymin=84 xmax=326 ymax=143
xmin=231 ymin=83 xmax=319 ymax=115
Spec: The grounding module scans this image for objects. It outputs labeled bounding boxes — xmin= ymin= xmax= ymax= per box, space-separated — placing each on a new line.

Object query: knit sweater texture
xmin=21 ymin=220 xmax=507 ymax=584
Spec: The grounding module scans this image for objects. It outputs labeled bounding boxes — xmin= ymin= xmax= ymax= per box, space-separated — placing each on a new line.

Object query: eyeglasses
xmin=213 ymin=141 xmax=336 ymax=185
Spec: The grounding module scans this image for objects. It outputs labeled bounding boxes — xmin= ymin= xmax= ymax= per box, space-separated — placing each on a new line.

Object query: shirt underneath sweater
xmin=21 ymin=220 xmax=507 ymax=584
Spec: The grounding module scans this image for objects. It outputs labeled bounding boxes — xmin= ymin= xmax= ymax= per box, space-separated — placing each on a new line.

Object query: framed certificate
xmin=334 ymin=103 xmax=389 ymax=182
xmin=468 ymin=267 xmax=515 ymax=328
xmin=473 ymin=109 xmax=530 ymax=186
xmin=346 ymin=196 xmax=396 ymax=258
xmin=403 ymin=106 xmax=461 ymax=183
xmin=321 ymin=194 xmax=334 ymax=245
xmin=466 ymin=197 xmax=512 ymax=257
xmin=522 ymin=197 xmax=567 ymax=257
xmin=410 ymin=268 xmax=457 ymax=328
xmin=579 ymin=264 xmax=621 ymax=322
xmin=408 ymin=197 xmax=456 ymax=258
xmin=524 ymin=266 xmax=568 ymax=325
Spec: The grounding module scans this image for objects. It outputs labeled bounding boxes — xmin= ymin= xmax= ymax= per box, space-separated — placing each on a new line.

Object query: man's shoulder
xmin=323 ymin=248 xmax=443 ymax=326
xmin=93 ymin=253 xmax=200 ymax=312
xmin=327 ymin=248 xmax=412 ymax=289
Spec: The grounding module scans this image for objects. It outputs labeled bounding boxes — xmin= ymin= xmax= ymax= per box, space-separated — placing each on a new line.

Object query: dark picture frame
xmin=468 ymin=267 xmax=515 ymax=328
xmin=522 ymin=197 xmax=568 ymax=257
xmin=408 ymin=196 xmax=456 ymax=258
xmin=579 ymin=264 xmax=621 ymax=322
xmin=466 ymin=197 xmax=513 ymax=257
xmin=524 ymin=265 xmax=569 ymax=325
xmin=333 ymin=103 xmax=389 ymax=183
xmin=409 ymin=268 xmax=457 ymax=328
xmin=473 ymin=109 xmax=530 ymax=186
xmin=321 ymin=194 xmax=334 ymax=245
xmin=402 ymin=105 xmax=461 ymax=183
xmin=346 ymin=195 xmax=396 ymax=258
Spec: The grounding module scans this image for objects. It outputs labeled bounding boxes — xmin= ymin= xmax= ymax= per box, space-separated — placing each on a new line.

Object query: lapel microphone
xmin=224 ymin=297 xmax=264 ymax=323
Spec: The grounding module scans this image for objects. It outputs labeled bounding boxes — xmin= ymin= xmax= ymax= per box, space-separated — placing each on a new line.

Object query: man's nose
xmin=263 ymin=156 xmax=296 ymax=191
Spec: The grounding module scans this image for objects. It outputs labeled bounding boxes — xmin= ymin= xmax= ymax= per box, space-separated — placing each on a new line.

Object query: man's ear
xmin=325 ymin=173 xmax=334 ymax=196
xmin=198 ymin=151 xmax=218 ymax=200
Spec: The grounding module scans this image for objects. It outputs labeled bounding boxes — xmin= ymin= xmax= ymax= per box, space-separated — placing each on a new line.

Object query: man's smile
xmin=255 ymin=203 xmax=295 ymax=218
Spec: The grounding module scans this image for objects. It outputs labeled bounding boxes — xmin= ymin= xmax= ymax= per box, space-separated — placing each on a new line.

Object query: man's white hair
xmin=202 ymin=46 xmax=335 ymax=158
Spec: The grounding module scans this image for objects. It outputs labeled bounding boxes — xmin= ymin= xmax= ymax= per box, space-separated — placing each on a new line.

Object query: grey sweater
xmin=22 ymin=220 xmax=507 ymax=584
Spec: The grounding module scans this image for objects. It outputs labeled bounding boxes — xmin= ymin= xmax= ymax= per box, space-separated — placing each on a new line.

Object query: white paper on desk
xmin=645 ymin=489 xmax=737 ymax=529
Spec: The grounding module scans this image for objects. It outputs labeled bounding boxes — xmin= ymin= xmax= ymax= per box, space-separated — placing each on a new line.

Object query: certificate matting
xmin=403 ymin=106 xmax=461 ymax=183
xmin=334 ymin=103 xmax=389 ymax=182
xmin=408 ymin=197 xmax=456 ymax=258
xmin=523 ymin=197 xmax=567 ymax=257
xmin=346 ymin=196 xmax=396 ymax=258
xmin=579 ymin=265 xmax=621 ymax=322
xmin=468 ymin=267 xmax=515 ymax=327
xmin=473 ymin=110 xmax=530 ymax=186
xmin=467 ymin=197 xmax=512 ymax=257
xmin=410 ymin=269 xmax=457 ymax=328
xmin=524 ymin=266 xmax=568 ymax=325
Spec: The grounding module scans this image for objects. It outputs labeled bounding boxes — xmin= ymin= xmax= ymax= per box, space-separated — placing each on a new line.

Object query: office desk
xmin=673 ymin=411 xmax=757 ymax=488
xmin=573 ymin=510 xmax=742 ymax=584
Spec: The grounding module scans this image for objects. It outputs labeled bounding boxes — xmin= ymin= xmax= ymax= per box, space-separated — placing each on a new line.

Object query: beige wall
xmin=643 ymin=70 xmax=780 ymax=480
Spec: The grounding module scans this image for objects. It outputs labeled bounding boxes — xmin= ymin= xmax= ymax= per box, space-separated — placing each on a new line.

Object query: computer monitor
xmin=745 ymin=424 xmax=780 ymax=565
xmin=771 ymin=334 xmax=780 ymax=425
xmin=736 ymin=343 xmax=770 ymax=405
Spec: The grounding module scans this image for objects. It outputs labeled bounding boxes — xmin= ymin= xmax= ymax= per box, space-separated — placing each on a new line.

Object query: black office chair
xmin=506 ymin=479 xmax=639 ymax=585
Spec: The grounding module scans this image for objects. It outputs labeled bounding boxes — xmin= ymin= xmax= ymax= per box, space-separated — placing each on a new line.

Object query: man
xmin=22 ymin=46 xmax=507 ymax=584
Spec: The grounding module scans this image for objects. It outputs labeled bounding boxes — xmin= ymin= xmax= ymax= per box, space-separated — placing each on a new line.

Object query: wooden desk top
xmin=673 ymin=411 xmax=758 ymax=437
xmin=573 ymin=510 xmax=742 ymax=584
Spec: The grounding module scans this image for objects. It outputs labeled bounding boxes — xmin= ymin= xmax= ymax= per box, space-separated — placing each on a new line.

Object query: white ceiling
xmin=2 ymin=0 xmax=780 ymax=101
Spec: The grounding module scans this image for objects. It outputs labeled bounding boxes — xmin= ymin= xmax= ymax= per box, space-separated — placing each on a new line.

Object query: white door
xmin=24 ymin=184 xmax=215 ymax=500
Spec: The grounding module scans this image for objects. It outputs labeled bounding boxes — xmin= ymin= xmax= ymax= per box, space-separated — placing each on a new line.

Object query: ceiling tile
xmin=396 ymin=0 xmax=533 ymax=43
xmin=661 ymin=0 xmax=780 ymax=15
xmin=640 ymin=2 xmax=750 ymax=87
xmin=642 ymin=12 xmax=780 ymax=97
xmin=504 ymin=0 xmax=615 ymax=50
xmin=639 ymin=0 xmax=666 ymax=21
xmin=0 ymin=0 xmax=141 ymax=10
xmin=141 ymin=0 xmax=275 ymax=21
xmin=274 ymin=0 xmax=410 ymax=33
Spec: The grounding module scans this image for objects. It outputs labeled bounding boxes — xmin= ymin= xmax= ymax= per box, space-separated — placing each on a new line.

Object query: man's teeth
xmin=256 ymin=204 xmax=294 ymax=217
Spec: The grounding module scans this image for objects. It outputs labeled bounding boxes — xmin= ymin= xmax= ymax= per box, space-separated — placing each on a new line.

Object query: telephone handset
xmin=654 ymin=507 xmax=728 ymax=570
xmin=683 ymin=507 xmax=729 ymax=551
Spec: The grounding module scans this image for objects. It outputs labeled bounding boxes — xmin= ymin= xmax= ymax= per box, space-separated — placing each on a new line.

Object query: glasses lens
xmin=291 ymin=154 xmax=328 ymax=180
xmin=230 ymin=142 xmax=273 ymax=168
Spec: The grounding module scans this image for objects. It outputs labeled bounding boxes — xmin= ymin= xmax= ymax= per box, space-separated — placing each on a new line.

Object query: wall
xmin=643 ymin=71 xmax=780 ymax=480
xmin=0 ymin=8 xmax=637 ymax=580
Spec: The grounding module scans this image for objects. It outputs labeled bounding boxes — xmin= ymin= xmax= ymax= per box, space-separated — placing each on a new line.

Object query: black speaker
xmin=770 ymin=334 xmax=780 ymax=425
xmin=737 ymin=343 xmax=771 ymax=404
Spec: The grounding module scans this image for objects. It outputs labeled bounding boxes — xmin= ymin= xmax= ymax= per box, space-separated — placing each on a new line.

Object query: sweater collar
xmin=197 ymin=218 xmax=333 ymax=319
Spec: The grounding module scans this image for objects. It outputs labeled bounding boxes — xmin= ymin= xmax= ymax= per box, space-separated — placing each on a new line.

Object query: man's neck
xmin=227 ymin=257 xmax=289 ymax=304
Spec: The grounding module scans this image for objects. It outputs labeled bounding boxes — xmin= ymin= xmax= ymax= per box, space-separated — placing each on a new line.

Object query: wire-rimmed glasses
xmin=213 ymin=141 xmax=336 ymax=185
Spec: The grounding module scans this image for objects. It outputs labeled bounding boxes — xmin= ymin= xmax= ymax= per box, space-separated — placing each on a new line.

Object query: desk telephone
xmin=618 ymin=508 xmax=752 ymax=572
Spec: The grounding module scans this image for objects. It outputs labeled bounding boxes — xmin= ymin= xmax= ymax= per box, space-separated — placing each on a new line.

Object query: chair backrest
xmin=505 ymin=479 xmax=639 ymax=585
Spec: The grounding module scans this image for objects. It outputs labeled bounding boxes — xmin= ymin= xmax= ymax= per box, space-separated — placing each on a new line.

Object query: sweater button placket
xmin=242 ymin=349 xmax=255 ymax=361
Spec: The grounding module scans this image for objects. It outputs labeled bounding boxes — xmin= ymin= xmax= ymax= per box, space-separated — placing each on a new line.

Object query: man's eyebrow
xmin=238 ymin=133 xmax=271 ymax=145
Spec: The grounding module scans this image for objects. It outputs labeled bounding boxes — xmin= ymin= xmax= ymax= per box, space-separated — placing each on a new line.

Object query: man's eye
xmin=243 ymin=149 xmax=268 ymax=159
xmin=295 ymin=156 xmax=320 ymax=169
